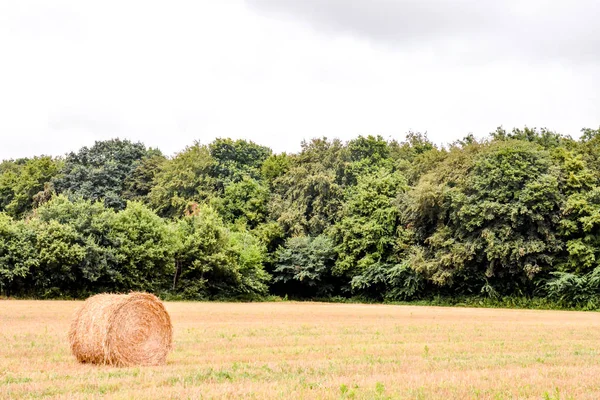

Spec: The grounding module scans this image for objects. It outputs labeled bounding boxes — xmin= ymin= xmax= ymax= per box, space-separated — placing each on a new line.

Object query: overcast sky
xmin=1 ymin=0 xmax=599 ymax=160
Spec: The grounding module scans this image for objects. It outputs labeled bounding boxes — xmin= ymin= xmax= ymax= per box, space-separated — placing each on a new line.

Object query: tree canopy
xmin=2 ymin=129 xmax=600 ymax=308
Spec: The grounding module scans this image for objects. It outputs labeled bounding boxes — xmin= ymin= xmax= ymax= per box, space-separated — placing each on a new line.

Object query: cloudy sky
xmin=1 ymin=0 xmax=599 ymax=159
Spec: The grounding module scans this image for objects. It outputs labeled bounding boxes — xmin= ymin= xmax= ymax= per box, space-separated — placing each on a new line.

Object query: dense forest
xmin=2 ymin=127 xmax=600 ymax=308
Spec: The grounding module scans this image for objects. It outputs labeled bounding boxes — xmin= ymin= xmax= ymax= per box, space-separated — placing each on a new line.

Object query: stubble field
xmin=1 ymin=301 xmax=600 ymax=399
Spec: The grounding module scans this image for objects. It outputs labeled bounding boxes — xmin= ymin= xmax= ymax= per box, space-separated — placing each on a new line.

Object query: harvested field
xmin=1 ymin=301 xmax=600 ymax=399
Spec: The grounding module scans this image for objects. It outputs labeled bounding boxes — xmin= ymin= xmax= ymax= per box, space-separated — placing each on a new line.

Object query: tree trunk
xmin=172 ymin=260 xmax=182 ymax=291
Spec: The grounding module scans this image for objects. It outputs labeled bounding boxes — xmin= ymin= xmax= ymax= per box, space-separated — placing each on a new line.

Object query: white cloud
xmin=0 ymin=0 xmax=598 ymax=160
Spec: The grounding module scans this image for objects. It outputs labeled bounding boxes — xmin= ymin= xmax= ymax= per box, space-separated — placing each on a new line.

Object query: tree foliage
xmin=54 ymin=139 xmax=155 ymax=210
xmin=3 ymin=129 xmax=600 ymax=307
xmin=332 ymin=168 xmax=407 ymax=279
xmin=172 ymin=204 xmax=270 ymax=299
xmin=0 ymin=156 xmax=62 ymax=218
xmin=148 ymin=143 xmax=217 ymax=217
xmin=209 ymin=138 xmax=272 ymax=185
xmin=269 ymin=138 xmax=349 ymax=236
xmin=404 ymin=140 xmax=563 ymax=297
xmin=273 ymin=235 xmax=337 ymax=297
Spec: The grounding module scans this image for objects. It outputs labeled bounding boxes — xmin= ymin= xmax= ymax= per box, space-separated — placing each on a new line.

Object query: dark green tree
xmin=122 ymin=151 xmax=166 ymax=202
xmin=405 ymin=140 xmax=563 ymax=296
xmin=273 ymin=235 xmax=337 ymax=298
xmin=209 ymin=138 xmax=272 ymax=186
xmin=54 ymin=139 xmax=154 ymax=210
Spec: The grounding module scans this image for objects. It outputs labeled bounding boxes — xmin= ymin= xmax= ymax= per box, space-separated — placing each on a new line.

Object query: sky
xmin=1 ymin=0 xmax=599 ymax=160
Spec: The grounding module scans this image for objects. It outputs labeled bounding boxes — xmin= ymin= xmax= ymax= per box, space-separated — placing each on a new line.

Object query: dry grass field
xmin=1 ymin=301 xmax=600 ymax=399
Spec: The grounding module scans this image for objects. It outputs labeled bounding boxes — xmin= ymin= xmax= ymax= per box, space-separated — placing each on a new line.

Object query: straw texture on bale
xmin=68 ymin=292 xmax=173 ymax=367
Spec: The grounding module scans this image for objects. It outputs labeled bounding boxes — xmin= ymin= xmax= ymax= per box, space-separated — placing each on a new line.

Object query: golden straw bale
xmin=68 ymin=292 xmax=172 ymax=367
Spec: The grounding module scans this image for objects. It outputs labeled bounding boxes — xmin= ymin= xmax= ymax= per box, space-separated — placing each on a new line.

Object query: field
xmin=1 ymin=302 xmax=600 ymax=400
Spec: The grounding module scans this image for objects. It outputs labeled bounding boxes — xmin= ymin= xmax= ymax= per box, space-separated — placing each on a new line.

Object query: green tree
xmin=6 ymin=131 xmax=600 ymax=304
xmin=213 ymin=177 xmax=269 ymax=228
xmin=171 ymin=205 xmax=230 ymax=298
xmin=0 ymin=214 xmax=38 ymax=296
xmin=209 ymin=138 xmax=272 ymax=185
xmin=578 ymin=127 xmax=600 ymax=177
xmin=269 ymin=138 xmax=349 ymax=236
xmin=273 ymin=235 xmax=337 ymax=297
xmin=331 ymin=168 xmax=411 ymax=297
xmin=148 ymin=143 xmax=217 ymax=217
xmin=261 ymin=153 xmax=291 ymax=185
xmin=122 ymin=151 xmax=166 ymax=202
xmin=31 ymin=220 xmax=87 ymax=298
xmin=552 ymin=147 xmax=600 ymax=274
xmin=490 ymin=126 xmax=573 ymax=149
xmin=172 ymin=205 xmax=270 ymax=299
xmin=405 ymin=140 xmax=563 ymax=296
xmin=34 ymin=195 xmax=119 ymax=293
xmin=226 ymin=230 xmax=271 ymax=297
xmin=109 ymin=201 xmax=175 ymax=292
xmin=54 ymin=139 xmax=154 ymax=210
xmin=345 ymin=135 xmax=393 ymax=184
xmin=0 ymin=156 xmax=62 ymax=218
xmin=389 ymin=132 xmax=445 ymax=185
xmin=0 ymin=160 xmax=20 ymax=211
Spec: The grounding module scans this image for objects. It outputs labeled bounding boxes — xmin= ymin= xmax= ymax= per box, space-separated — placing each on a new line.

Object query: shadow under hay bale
xmin=68 ymin=292 xmax=173 ymax=367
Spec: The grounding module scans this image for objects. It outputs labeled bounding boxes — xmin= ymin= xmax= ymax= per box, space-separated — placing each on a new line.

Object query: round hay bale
xmin=68 ymin=292 xmax=172 ymax=367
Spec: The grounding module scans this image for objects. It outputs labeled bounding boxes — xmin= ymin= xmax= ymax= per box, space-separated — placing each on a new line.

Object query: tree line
xmin=1 ymin=127 xmax=600 ymax=308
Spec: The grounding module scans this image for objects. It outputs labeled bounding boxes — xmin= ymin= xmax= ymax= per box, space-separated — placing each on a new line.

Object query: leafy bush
xmin=544 ymin=269 xmax=600 ymax=309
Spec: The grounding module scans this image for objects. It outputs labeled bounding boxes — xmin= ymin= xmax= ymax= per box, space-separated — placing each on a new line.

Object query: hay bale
xmin=69 ymin=292 xmax=173 ymax=367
